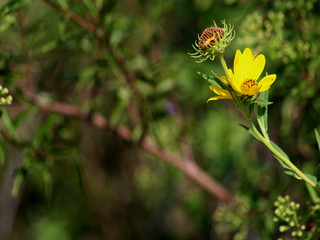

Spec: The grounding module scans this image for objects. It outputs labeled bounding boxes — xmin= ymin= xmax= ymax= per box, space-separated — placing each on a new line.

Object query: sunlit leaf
xmin=197 ymin=71 xmax=226 ymax=89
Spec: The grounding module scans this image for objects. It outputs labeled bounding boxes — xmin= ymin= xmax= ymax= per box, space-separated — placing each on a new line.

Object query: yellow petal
xmin=228 ymin=69 xmax=242 ymax=93
xmin=248 ymin=85 xmax=261 ymax=96
xmin=209 ymin=84 xmax=230 ymax=96
xmin=258 ymin=74 xmax=276 ymax=92
xmin=251 ymin=54 xmax=265 ymax=80
xmin=220 ymin=76 xmax=228 ymax=84
xmin=234 ymin=48 xmax=254 ymax=83
xmin=207 ymin=95 xmax=232 ymax=102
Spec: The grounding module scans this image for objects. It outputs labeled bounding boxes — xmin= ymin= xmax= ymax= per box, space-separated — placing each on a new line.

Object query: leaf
xmin=197 ymin=72 xmax=226 ymax=89
xmin=57 ymin=0 xmax=69 ymax=10
xmin=83 ymin=0 xmax=98 ymax=17
xmin=13 ymin=106 xmax=38 ymax=131
xmin=284 ymin=170 xmax=301 ymax=179
xmin=252 ymin=96 xmax=273 ymax=106
xmin=0 ymin=139 xmax=5 ymax=165
xmin=306 ymin=182 xmax=319 ymax=204
xmin=1 ymin=108 xmax=15 ymax=137
xmin=0 ymin=0 xmax=29 ymax=19
xmin=11 ymin=168 xmax=26 ymax=197
xmin=270 ymin=141 xmax=291 ymax=170
xmin=315 ymin=129 xmax=320 ymax=152
xmin=304 ymin=173 xmax=317 ymax=185
xmin=42 ymin=169 xmax=52 ymax=201
xmin=257 ymin=90 xmax=269 ymax=132
xmin=239 ymin=124 xmax=260 ymax=141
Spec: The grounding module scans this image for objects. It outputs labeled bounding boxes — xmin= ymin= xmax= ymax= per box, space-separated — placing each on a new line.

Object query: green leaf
xmin=13 ymin=106 xmax=38 ymax=131
xmin=57 ymin=0 xmax=69 ymax=10
xmin=315 ymin=129 xmax=320 ymax=152
xmin=83 ymin=0 xmax=98 ymax=18
xmin=1 ymin=108 xmax=15 ymax=137
xmin=304 ymin=173 xmax=317 ymax=185
xmin=197 ymin=72 xmax=226 ymax=89
xmin=284 ymin=170 xmax=301 ymax=179
xmin=11 ymin=168 xmax=26 ymax=197
xmin=0 ymin=0 xmax=30 ymax=19
xmin=239 ymin=124 xmax=260 ymax=141
xmin=252 ymin=97 xmax=273 ymax=106
xmin=0 ymin=139 xmax=5 ymax=165
xmin=257 ymin=90 xmax=269 ymax=132
xmin=42 ymin=169 xmax=52 ymax=201
xmin=270 ymin=141 xmax=291 ymax=170
xmin=306 ymin=182 xmax=319 ymax=204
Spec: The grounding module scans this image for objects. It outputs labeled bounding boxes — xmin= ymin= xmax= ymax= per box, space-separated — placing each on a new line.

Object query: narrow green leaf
xmin=306 ymin=183 xmax=319 ymax=204
xmin=0 ymin=0 xmax=29 ymax=19
xmin=270 ymin=141 xmax=291 ymax=170
xmin=315 ymin=129 xmax=320 ymax=152
xmin=239 ymin=124 xmax=260 ymax=141
xmin=11 ymin=168 xmax=26 ymax=197
xmin=257 ymin=90 xmax=269 ymax=132
xmin=270 ymin=141 xmax=290 ymax=160
xmin=197 ymin=72 xmax=226 ymax=89
xmin=42 ymin=169 xmax=52 ymax=201
xmin=284 ymin=170 xmax=301 ymax=178
xmin=304 ymin=173 xmax=317 ymax=185
xmin=1 ymin=108 xmax=15 ymax=137
xmin=110 ymin=97 xmax=129 ymax=126
xmin=0 ymin=140 xmax=5 ymax=165
xmin=57 ymin=0 xmax=69 ymax=10
xmin=252 ymin=97 xmax=273 ymax=106
xmin=83 ymin=0 xmax=98 ymax=17
xmin=13 ymin=106 xmax=38 ymax=131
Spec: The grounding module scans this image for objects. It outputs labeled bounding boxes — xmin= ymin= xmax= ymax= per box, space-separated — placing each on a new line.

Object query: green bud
xmin=279 ymin=225 xmax=289 ymax=232
xmin=190 ymin=20 xmax=235 ymax=62
xmin=1 ymin=88 xmax=8 ymax=95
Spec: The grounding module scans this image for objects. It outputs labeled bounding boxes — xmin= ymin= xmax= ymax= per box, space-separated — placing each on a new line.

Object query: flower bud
xmin=190 ymin=20 xmax=235 ymax=62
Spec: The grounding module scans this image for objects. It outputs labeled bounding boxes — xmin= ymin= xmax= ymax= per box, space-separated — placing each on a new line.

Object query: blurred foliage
xmin=0 ymin=0 xmax=319 ymax=239
xmin=274 ymin=195 xmax=320 ymax=239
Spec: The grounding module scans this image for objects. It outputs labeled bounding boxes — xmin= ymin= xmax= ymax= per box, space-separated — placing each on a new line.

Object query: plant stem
xmin=250 ymin=122 xmax=319 ymax=191
xmin=218 ymin=54 xmax=231 ymax=80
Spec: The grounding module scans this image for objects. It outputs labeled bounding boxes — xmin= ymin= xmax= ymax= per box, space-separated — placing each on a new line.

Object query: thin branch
xmin=24 ymin=0 xmax=234 ymax=204
xmin=41 ymin=0 xmax=96 ymax=33
xmin=23 ymin=91 xmax=233 ymax=204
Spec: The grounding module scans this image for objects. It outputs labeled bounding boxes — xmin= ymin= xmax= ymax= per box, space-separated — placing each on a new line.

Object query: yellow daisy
xmin=208 ymin=48 xmax=276 ymax=102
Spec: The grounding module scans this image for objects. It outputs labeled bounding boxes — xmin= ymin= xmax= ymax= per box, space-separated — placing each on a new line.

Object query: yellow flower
xmin=208 ymin=48 xmax=276 ymax=102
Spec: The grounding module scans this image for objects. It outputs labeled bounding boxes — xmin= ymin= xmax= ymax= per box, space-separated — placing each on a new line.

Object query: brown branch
xmin=41 ymin=0 xmax=96 ymax=33
xmin=25 ymin=0 xmax=233 ymax=204
xmin=42 ymin=0 xmax=149 ymax=142
xmin=23 ymin=91 xmax=233 ymax=204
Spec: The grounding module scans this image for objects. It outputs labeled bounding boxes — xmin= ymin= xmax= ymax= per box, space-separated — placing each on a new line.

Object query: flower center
xmin=243 ymin=79 xmax=258 ymax=88
xmin=240 ymin=79 xmax=259 ymax=95
xmin=198 ymin=27 xmax=224 ymax=50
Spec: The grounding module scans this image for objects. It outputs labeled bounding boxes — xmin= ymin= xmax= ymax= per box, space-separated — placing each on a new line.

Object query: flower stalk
xmin=217 ymin=51 xmax=320 ymax=192
xmin=249 ymin=122 xmax=319 ymax=191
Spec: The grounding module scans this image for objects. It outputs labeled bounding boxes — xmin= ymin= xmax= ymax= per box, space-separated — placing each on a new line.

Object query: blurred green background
xmin=0 ymin=0 xmax=320 ymax=239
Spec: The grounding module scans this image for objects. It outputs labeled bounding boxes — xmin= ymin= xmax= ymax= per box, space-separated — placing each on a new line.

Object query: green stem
xmin=250 ymin=122 xmax=319 ymax=190
xmin=218 ymin=54 xmax=231 ymax=80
